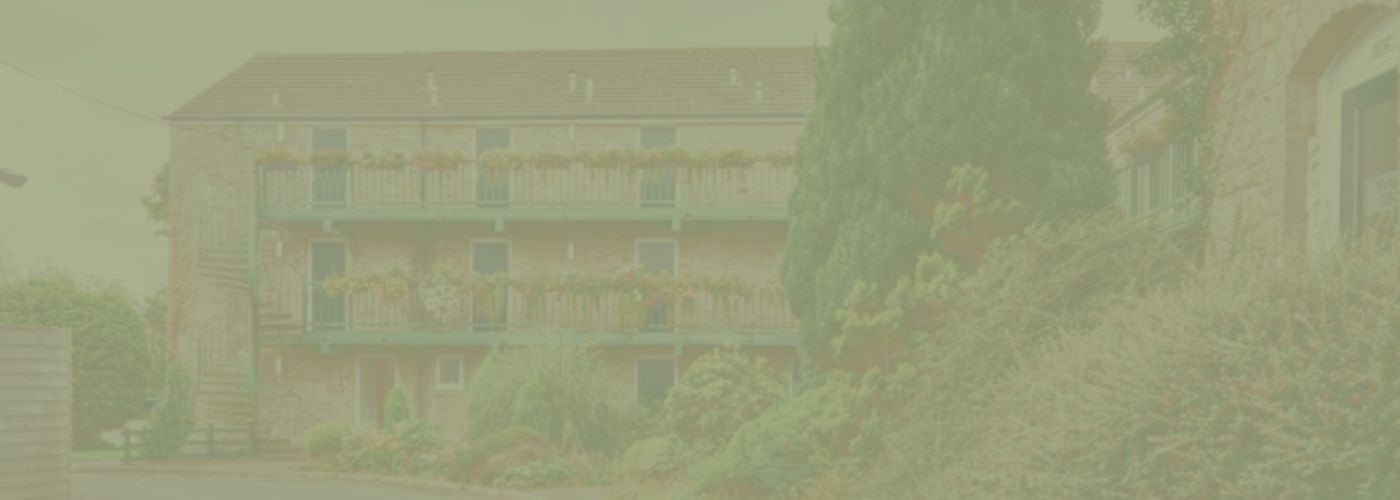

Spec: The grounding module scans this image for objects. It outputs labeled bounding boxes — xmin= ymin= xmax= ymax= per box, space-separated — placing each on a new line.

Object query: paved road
xmin=73 ymin=472 xmax=501 ymax=500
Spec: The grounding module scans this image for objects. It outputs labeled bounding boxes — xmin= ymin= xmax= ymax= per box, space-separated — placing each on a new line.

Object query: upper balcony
xmin=255 ymin=149 xmax=794 ymax=223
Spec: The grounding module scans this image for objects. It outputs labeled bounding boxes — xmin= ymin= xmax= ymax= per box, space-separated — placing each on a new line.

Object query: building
xmin=1095 ymin=42 xmax=1198 ymax=230
xmin=167 ymin=48 xmax=812 ymax=442
xmin=1208 ymin=1 xmax=1400 ymax=255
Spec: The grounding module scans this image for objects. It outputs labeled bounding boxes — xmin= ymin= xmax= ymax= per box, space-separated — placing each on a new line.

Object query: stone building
xmin=1209 ymin=1 xmax=1400 ymax=254
xmin=167 ymin=48 xmax=811 ymax=443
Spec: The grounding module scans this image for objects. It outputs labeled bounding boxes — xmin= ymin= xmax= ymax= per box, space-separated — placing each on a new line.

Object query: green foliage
xmin=143 ymin=288 xmax=168 ymax=393
xmin=0 ymin=271 xmax=151 ymax=444
xmin=304 ymin=422 xmax=353 ymax=459
xmin=1136 ymin=0 xmax=1218 ymax=208
xmin=384 ymin=383 xmax=411 ymax=428
xmin=622 ymin=348 xmax=787 ymax=483
xmin=492 ymin=459 xmax=574 ymax=489
xmin=141 ymin=362 xmax=193 ymax=459
xmin=141 ymin=162 xmax=169 ymax=237
xmin=450 ymin=426 xmax=555 ymax=484
xmin=464 ymin=340 xmax=629 ymax=454
xmin=338 ymin=419 xmax=449 ymax=477
xmin=675 ymin=367 xmax=917 ymax=500
xmin=783 ymin=0 xmax=1116 ymax=360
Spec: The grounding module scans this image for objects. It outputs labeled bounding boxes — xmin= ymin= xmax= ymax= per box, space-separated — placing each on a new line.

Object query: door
xmin=1342 ymin=71 xmax=1399 ymax=237
xmin=312 ymin=128 xmax=349 ymax=208
xmin=476 ymin=128 xmax=511 ymax=207
xmin=471 ymin=241 xmax=510 ymax=331
xmin=639 ymin=127 xmax=677 ymax=207
xmin=637 ymin=241 xmax=677 ymax=331
xmin=310 ymin=241 xmax=347 ymax=330
xmin=635 ymin=357 xmax=677 ymax=406
xmin=356 ymin=357 xmax=395 ymax=428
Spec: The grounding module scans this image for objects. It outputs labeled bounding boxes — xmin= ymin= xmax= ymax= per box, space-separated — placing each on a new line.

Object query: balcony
xmin=256 ymin=154 xmax=793 ymax=223
xmin=260 ymin=275 xmax=798 ymax=348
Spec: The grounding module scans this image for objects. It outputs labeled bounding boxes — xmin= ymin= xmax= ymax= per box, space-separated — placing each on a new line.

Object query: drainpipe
xmin=247 ymin=159 xmax=263 ymax=456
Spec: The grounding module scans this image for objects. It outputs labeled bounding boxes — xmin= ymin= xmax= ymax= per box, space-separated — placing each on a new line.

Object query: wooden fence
xmin=0 ymin=327 xmax=71 ymax=500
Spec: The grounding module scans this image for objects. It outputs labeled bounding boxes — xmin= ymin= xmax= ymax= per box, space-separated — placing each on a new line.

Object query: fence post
xmin=207 ymin=423 xmax=215 ymax=457
xmin=121 ymin=428 xmax=131 ymax=463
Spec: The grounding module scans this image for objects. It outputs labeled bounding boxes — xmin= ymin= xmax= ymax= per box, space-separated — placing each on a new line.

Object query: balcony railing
xmin=258 ymin=160 xmax=793 ymax=215
xmin=280 ymin=280 xmax=796 ymax=338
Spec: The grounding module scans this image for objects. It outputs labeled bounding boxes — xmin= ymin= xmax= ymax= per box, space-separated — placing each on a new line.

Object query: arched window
xmin=1312 ymin=13 xmax=1400 ymax=248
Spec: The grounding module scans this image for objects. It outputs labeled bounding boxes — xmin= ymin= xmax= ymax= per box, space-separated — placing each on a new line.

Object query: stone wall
xmin=0 ymin=327 xmax=71 ymax=500
xmin=1209 ymin=0 xmax=1400 ymax=255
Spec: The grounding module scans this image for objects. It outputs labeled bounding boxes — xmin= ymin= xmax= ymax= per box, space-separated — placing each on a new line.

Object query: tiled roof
xmin=1092 ymin=42 xmax=1173 ymax=122
xmin=171 ymin=47 xmax=815 ymax=120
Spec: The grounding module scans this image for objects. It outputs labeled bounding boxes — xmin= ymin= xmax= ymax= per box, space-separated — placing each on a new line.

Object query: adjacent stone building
xmin=0 ymin=327 xmax=71 ymax=499
xmin=1209 ymin=1 xmax=1400 ymax=254
xmin=167 ymin=48 xmax=812 ymax=442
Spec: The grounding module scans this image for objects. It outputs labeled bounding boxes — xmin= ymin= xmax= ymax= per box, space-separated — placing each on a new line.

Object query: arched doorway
xmin=1308 ymin=11 xmax=1400 ymax=250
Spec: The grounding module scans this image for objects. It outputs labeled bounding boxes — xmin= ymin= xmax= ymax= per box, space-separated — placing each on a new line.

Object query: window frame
xmin=434 ymin=355 xmax=466 ymax=391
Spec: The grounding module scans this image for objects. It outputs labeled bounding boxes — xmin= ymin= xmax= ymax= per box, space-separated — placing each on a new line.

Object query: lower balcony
xmin=259 ymin=275 xmax=798 ymax=348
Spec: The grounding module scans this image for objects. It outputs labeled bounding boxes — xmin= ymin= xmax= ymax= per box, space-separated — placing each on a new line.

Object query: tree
xmin=142 ymin=361 xmax=193 ymax=459
xmin=0 ymin=271 xmax=152 ymax=445
xmin=782 ymin=0 xmax=1115 ymax=365
xmin=141 ymin=162 xmax=169 ymax=237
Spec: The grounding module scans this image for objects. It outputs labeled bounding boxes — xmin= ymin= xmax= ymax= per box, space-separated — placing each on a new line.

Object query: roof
xmin=171 ymin=47 xmax=815 ymax=120
xmin=1092 ymin=42 xmax=1173 ymax=122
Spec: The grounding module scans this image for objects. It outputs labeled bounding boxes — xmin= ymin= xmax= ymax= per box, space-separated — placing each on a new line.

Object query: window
xmin=435 ymin=356 xmax=464 ymax=390
xmin=312 ymin=128 xmax=348 ymax=151
xmin=311 ymin=128 xmax=349 ymax=207
xmin=1128 ymin=139 xmax=1194 ymax=217
xmin=309 ymin=241 xmax=347 ymax=329
xmin=1342 ymin=71 xmax=1399 ymax=234
xmin=639 ymin=127 xmax=677 ymax=206
xmin=636 ymin=357 xmax=677 ymax=405
xmin=471 ymin=241 xmax=510 ymax=331
xmin=476 ymin=128 xmax=512 ymax=206
xmin=636 ymin=241 xmax=677 ymax=330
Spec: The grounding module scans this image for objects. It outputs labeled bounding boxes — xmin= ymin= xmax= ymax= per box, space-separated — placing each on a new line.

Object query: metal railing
xmin=120 ymin=424 xmax=255 ymax=463
xmin=259 ymin=160 xmax=792 ymax=212
xmin=287 ymin=281 xmax=796 ymax=336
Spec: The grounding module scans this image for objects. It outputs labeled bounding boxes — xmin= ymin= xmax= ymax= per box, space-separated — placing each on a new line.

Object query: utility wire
xmin=0 ymin=57 xmax=164 ymax=123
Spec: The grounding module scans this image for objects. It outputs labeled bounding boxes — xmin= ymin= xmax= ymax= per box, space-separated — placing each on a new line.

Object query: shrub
xmin=384 ymin=383 xmax=411 ymax=428
xmin=141 ymin=362 xmax=193 ymax=459
xmin=304 ymin=422 xmax=353 ymax=459
xmin=0 ymin=271 xmax=152 ymax=444
xmin=492 ymin=459 xmax=574 ymax=489
xmin=620 ymin=348 xmax=788 ymax=485
xmin=449 ymin=426 xmax=555 ymax=484
xmin=465 ymin=340 xmax=629 ymax=454
xmin=338 ymin=419 xmax=449 ymax=477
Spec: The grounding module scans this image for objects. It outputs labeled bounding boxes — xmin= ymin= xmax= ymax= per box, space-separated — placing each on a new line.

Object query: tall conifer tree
xmin=783 ymin=0 xmax=1115 ymax=361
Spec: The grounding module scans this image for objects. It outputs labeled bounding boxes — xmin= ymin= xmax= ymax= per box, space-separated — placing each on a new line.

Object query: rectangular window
xmin=311 ymin=128 xmax=349 ymax=207
xmin=435 ymin=356 xmax=464 ymax=390
xmin=310 ymin=241 xmax=347 ymax=329
xmin=636 ymin=357 xmax=677 ymax=405
xmin=640 ymin=127 xmax=678 ymax=206
xmin=471 ymin=241 xmax=510 ymax=331
xmin=637 ymin=240 xmax=677 ymax=330
xmin=476 ymin=128 xmax=512 ymax=206
xmin=1344 ymin=71 xmax=1399 ymax=232
xmin=312 ymin=128 xmax=348 ymax=151
xmin=1170 ymin=139 xmax=1195 ymax=203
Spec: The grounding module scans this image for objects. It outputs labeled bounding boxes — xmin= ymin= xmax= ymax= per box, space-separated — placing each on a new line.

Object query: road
xmin=73 ymin=472 xmax=504 ymax=500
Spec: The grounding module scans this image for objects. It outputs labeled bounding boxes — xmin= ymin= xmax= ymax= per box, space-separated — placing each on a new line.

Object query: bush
xmin=449 ymin=426 xmax=555 ymax=484
xmin=465 ymin=340 xmax=629 ymax=454
xmin=0 ymin=271 xmax=152 ymax=444
xmin=141 ymin=362 xmax=193 ymax=459
xmin=304 ymin=422 xmax=353 ymax=459
xmin=492 ymin=459 xmax=573 ymax=489
xmin=620 ymin=348 xmax=788 ymax=484
xmin=384 ymin=383 xmax=411 ymax=428
xmin=338 ymin=419 xmax=449 ymax=477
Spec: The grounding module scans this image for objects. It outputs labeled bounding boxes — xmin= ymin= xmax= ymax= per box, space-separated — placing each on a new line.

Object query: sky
xmin=0 ymin=0 xmax=1160 ymax=294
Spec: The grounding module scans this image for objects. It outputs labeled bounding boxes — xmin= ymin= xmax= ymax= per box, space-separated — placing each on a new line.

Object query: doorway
xmin=356 ymin=356 xmax=397 ymax=428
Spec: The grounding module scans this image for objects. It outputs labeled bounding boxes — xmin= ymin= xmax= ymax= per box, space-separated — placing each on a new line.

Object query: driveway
xmin=73 ymin=472 xmax=511 ymax=500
